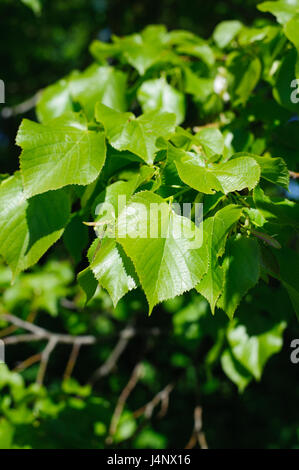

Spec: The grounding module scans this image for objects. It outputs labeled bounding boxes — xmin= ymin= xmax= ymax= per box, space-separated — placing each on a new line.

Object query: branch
xmin=134 ymin=383 xmax=174 ymax=419
xmin=106 ymin=362 xmax=143 ymax=444
xmin=289 ymin=170 xmax=299 ymax=179
xmin=1 ymin=313 xmax=96 ymax=345
xmin=185 ymin=406 xmax=208 ymax=449
xmin=1 ymin=91 xmax=41 ymax=118
xmin=13 ymin=353 xmax=42 ymax=373
xmin=37 ymin=336 xmax=58 ymax=385
xmin=88 ymin=326 xmax=135 ymax=385
xmin=63 ymin=342 xmax=81 ymax=380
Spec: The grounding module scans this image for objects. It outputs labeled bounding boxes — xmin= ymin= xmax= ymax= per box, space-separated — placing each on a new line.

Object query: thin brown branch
xmin=1 ymin=313 xmax=96 ymax=345
xmin=88 ymin=326 xmax=135 ymax=385
xmin=289 ymin=170 xmax=299 ymax=179
xmin=13 ymin=353 xmax=42 ymax=372
xmin=36 ymin=336 xmax=58 ymax=385
xmin=185 ymin=406 xmax=208 ymax=449
xmin=1 ymin=91 xmax=41 ymax=118
xmin=0 ymin=311 xmax=37 ymax=339
xmin=106 ymin=362 xmax=143 ymax=444
xmin=134 ymin=383 xmax=174 ymax=419
xmin=63 ymin=343 xmax=81 ymax=380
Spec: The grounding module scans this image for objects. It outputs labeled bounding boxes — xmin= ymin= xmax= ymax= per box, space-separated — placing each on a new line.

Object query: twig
xmin=120 ymin=382 xmax=175 ymax=446
xmin=0 ymin=311 xmax=37 ymax=339
xmin=289 ymin=170 xmax=299 ymax=179
xmin=88 ymin=326 xmax=135 ymax=385
xmin=106 ymin=362 xmax=143 ymax=444
xmin=1 ymin=313 xmax=96 ymax=345
xmin=13 ymin=353 xmax=42 ymax=372
xmin=1 ymin=91 xmax=41 ymax=118
xmin=185 ymin=406 xmax=208 ymax=449
xmin=63 ymin=343 xmax=81 ymax=380
xmin=193 ymin=122 xmax=219 ymax=133
xmin=36 ymin=336 xmax=58 ymax=385
xmin=134 ymin=383 xmax=174 ymax=419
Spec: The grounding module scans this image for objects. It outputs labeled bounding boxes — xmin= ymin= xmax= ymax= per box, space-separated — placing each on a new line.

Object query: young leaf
xmin=78 ymin=267 xmax=98 ymax=305
xmin=232 ymin=152 xmax=289 ymax=189
xmin=169 ymin=146 xmax=260 ymax=194
xmin=17 ymin=113 xmax=106 ymax=197
xmin=0 ymin=173 xmax=70 ymax=276
xmin=284 ymin=13 xmax=299 ymax=50
xmin=227 ymin=319 xmax=286 ymax=380
xmin=196 ymin=205 xmax=243 ymax=313
xmin=115 ymin=26 xmax=169 ymax=75
xmin=258 ymin=0 xmax=299 ymax=24
xmin=213 ymin=20 xmax=243 ymax=48
xmin=116 ymin=191 xmax=208 ymax=313
xmin=221 ymin=349 xmax=253 ymax=392
xmin=194 ymin=127 xmax=224 ymax=159
xmin=137 ymin=78 xmax=185 ymax=125
xmin=37 ymin=65 xmax=127 ymax=122
xmin=95 ymin=103 xmax=176 ymax=165
xmin=90 ymin=238 xmax=138 ymax=307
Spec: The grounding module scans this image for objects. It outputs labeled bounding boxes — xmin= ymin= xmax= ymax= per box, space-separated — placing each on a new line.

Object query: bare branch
xmin=134 ymin=383 xmax=174 ymax=419
xmin=185 ymin=406 xmax=208 ymax=449
xmin=1 ymin=313 xmax=96 ymax=345
xmin=289 ymin=170 xmax=299 ymax=179
xmin=106 ymin=362 xmax=143 ymax=444
xmin=13 ymin=353 xmax=42 ymax=373
xmin=36 ymin=336 xmax=58 ymax=385
xmin=88 ymin=326 xmax=135 ymax=385
xmin=63 ymin=342 xmax=81 ymax=381
xmin=1 ymin=91 xmax=41 ymax=118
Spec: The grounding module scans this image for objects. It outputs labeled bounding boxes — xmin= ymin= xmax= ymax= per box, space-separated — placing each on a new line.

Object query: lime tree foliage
xmin=0 ymin=1 xmax=299 ymax=449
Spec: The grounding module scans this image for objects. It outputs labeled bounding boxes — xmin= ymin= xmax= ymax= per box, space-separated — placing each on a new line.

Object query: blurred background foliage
xmin=0 ymin=0 xmax=299 ymax=449
xmin=1 ymin=0 xmax=259 ymax=172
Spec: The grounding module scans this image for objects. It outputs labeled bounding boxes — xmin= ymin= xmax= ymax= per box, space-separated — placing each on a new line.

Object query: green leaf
xmin=137 ymin=78 xmax=185 ymax=125
xmin=227 ymin=319 xmax=286 ymax=380
xmin=78 ymin=268 xmax=98 ymax=305
xmin=213 ymin=20 xmax=243 ymax=48
xmin=176 ymin=41 xmax=215 ymax=66
xmin=90 ymin=238 xmax=138 ymax=307
xmin=196 ymin=205 xmax=243 ymax=313
xmin=37 ymin=65 xmax=127 ymax=122
xmin=116 ymin=191 xmax=208 ymax=313
xmin=232 ymin=152 xmax=289 ymax=189
xmin=258 ymin=0 xmax=299 ymax=24
xmin=37 ymin=79 xmax=73 ymax=123
xmin=184 ymin=69 xmax=214 ymax=101
xmin=115 ymin=26 xmax=169 ymax=75
xmin=0 ymin=173 xmax=70 ymax=276
xmin=195 ymin=128 xmax=224 ymax=159
xmin=20 ymin=0 xmax=41 ymax=15
xmin=284 ymin=13 xmax=299 ymax=49
xmin=228 ymin=52 xmax=261 ymax=105
xmin=169 ymin=146 xmax=260 ymax=194
xmin=68 ymin=65 xmax=127 ymax=119
xmin=253 ymin=186 xmax=299 ymax=228
xmin=221 ymin=349 xmax=253 ymax=392
xmin=95 ymin=103 xmax=176 ymax=165
xmin=217 ymin=236 xmax=260 ymax=318
xmin=0 ymin=419 xmax=14 ymax=449
xmin=89 ymin=40 xmax=120 ymax=62
xmin=17 ymin=113 xmax=106 ymax=197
